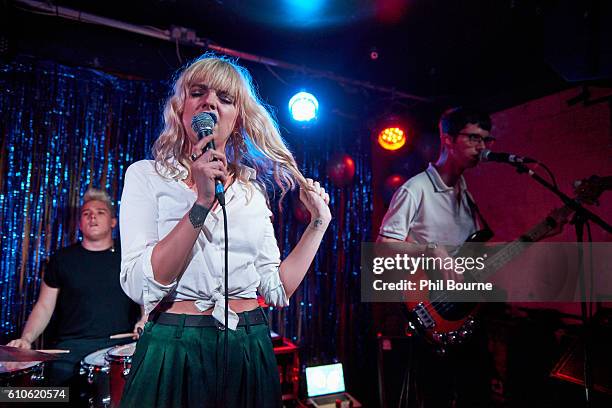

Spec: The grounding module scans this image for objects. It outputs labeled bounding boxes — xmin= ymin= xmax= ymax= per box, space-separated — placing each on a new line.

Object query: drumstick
xmin=36 ymin=349 xmax=70 ymax=354
xmin=109 ymin=333 xmax=134 ymax=339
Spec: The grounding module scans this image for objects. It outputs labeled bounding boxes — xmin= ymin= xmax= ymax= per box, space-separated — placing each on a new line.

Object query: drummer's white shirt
xmin=119 ymin=160 xmax=289 ymax=330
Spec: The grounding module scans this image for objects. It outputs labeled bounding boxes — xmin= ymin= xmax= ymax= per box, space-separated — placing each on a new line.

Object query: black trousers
xmin=399 ymin=330 xmax=493 ymax=408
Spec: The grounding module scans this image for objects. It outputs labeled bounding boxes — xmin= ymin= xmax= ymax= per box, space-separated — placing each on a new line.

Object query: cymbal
xmin=0 ymin=345 xmax=60 ymax=362
xmin=0 ymin=360 xmax=42 ymax=374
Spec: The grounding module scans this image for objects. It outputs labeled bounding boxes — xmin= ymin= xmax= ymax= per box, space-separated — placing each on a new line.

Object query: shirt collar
xmin=156 ymin=158 xmax=257 ymax=181
xmin=425 ymin=163 xmax=467 ymax=193
xmin=238 ymin=165 xmax=257 ymax=181
xmin=155 ymin=158 xmax=189 ymax=180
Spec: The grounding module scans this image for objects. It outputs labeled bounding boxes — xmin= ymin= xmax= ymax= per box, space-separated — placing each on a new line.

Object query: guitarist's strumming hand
xmin=426 ymin=245 xmax=465 ymax=283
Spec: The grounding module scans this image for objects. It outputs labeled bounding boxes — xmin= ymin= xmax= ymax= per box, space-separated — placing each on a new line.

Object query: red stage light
xmin=378 ymin=127 xmax=406 ymax=150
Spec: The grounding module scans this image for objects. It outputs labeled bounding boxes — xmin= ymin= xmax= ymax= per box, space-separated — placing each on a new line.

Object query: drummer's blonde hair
xmin=82 ymin=188 xmax=115 ymax=218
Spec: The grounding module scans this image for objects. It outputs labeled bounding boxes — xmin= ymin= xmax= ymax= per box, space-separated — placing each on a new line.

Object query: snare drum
xmin=106 ymin=342 xmax=136 ymax=408
xmin=79 ymin=346 xmax=113 ymax=407
xmin=0 ymin=361 xmax=44 ymax=386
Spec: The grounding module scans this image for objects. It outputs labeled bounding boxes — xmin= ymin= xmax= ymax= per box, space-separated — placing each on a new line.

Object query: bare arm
xmin=6 ymin=283 xmax=59 ymax=349
xmin=377 ymin=235 xmax=404 ymax=243
xmin=280 ymin=217 xmax=331 ymax=297
xmin=279 ymin=180 xmax=331 ymax=298
xmin=377 ymin=234 xmax=456 ymax=280
xmin=150 ymin=209 xmax=209 ymax=285
xmin=377 ymin=235 xmax=426 ymax=253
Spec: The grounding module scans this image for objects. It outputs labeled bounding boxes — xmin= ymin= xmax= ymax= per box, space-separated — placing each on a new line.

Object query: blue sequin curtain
xmin=271 ymin=121 xmax=373 ymax=368
xmin=0 ymin=57 xmax=372 ymax=371
xmin=0 ymin=57 xmax=166 ymax=340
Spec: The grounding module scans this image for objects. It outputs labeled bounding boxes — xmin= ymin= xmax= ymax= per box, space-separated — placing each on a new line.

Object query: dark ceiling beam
xmin=16 ymin=0 xmax=432 ymax=103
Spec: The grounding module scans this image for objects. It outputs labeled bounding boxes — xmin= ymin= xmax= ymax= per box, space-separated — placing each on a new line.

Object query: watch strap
xmin=189 ymin=203 xmax=210 ymax=229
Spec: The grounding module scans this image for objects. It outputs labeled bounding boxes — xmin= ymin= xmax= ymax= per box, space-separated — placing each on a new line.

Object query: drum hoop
xmin=105 ymin=343 xmax=136 ymax=362
xmin=82 ymin=346 xmax=113 ymax=367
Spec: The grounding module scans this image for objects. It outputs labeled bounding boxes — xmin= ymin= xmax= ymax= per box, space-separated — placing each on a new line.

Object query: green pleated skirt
xmin=119 ymin=309 xmax=282 ymax=408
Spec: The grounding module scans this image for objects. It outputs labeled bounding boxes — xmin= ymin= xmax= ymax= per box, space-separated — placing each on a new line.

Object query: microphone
xmin=480 ymin=149 xmax=537 ymax=164
xmin=191 ymin=112 xmax=225 ymax=205
xmin=191 ymin=111 xmax=217 ymax=142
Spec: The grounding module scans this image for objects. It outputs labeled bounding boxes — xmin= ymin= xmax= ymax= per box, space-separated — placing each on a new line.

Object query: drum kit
xmin=0 ymin=342 xmax=137 ymax=408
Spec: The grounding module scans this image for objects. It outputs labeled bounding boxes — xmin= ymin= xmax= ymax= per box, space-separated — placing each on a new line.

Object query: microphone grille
xmin=191 ymin=112 xmax=217 ymax=135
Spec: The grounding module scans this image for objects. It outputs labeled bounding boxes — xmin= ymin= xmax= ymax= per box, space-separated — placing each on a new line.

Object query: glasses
xmin=456 ymin=133 xmax=496 ymax=145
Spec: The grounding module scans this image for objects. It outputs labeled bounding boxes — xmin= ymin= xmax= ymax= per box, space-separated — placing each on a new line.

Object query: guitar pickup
xmin=414 ymin=303 xmax=435 ymax=329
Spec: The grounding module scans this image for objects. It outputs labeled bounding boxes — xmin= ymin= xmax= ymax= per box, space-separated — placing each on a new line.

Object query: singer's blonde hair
xmin=152 ymin=53 xmax=308 ymax=201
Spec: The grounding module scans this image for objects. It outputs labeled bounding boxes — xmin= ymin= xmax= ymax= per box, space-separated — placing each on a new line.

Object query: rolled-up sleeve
xmin=379 ymin=186 xmax=417 ymax=241
xmin=255 ymin=212 xmax=289 ymax=307
xmin=119 ymin=162 xmax=176 ymax=313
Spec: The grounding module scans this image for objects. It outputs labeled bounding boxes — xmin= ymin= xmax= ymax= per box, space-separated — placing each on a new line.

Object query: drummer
xmin=6 ymin=188 xmax=145 ymax=388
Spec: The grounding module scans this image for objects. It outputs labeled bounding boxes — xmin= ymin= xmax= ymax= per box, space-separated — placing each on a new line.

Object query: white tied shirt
xmin=119 ymin=160 xmax=289 ymax=330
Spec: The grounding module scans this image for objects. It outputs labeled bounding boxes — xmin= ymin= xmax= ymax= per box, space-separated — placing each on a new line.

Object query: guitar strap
xmin=464 ymin=190 xmax=492 ymax=234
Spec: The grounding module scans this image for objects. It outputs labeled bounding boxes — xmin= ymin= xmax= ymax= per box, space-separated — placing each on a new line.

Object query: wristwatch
xmin=188 ymin=203 xmax=210 ymax=229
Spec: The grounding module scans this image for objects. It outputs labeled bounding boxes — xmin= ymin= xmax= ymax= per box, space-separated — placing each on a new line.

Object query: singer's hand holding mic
xmin=189 ymin=111 xmax=228 ymax=208
xmin=190 ymin=134 xmax=229 ymax=208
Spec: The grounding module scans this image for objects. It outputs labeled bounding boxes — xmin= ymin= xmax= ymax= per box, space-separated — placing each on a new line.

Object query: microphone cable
xmin=209 ymin=169 xmax=228 ymax=407
xmin=220 ymin=198 xmax=229 ymax=408
xmin=205 ymin=138 xmax=229 ymax=407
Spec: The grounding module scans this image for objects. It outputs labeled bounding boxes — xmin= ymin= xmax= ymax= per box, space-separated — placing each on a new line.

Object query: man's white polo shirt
xmin=379 ymin=163 xmax=477 ymax=246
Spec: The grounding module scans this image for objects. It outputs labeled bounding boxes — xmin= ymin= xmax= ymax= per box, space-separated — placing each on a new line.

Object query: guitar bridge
xmin=414 ymin=303 xmax=435 ymax=329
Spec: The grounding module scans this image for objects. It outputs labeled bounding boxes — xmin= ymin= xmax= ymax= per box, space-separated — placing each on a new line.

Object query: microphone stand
xmin=573 ymin=211 xmax=593 ymax=407
xmin=510 ymin=163 xmax=612 ymax=407
xmin=510 ymin=163 xmax=610 ymax=234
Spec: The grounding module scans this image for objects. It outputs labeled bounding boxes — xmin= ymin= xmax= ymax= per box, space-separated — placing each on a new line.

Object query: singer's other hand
xmin=299 ymin=179 xmax=331 ymax=222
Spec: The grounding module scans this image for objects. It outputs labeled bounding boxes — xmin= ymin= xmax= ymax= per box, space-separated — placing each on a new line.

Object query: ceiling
xmin=3 ymin=0 xmax=612 ymax=120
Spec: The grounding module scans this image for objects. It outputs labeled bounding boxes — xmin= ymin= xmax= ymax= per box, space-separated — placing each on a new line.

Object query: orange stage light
xmin=378 ymin=127 xmax=406 ymax=150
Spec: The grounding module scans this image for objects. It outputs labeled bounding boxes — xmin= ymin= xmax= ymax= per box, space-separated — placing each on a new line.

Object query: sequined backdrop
xmin=0 ymin=57 xmax=372 ymax=369
xmin=0 ymin=57 xmax=166 ymax=340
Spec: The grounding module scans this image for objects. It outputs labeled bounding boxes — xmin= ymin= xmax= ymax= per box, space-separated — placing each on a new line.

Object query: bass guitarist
xmin=377 ymin=107 xmax=494 ymax=407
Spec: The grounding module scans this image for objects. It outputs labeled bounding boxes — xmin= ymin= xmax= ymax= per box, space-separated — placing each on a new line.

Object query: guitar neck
xmin=468 ymin=174 xmax=610 ymax=282
xmin=470 ymin=205 xmax=573 ymax=282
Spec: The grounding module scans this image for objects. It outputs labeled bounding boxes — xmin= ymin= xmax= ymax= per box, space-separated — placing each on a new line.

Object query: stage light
xmin=289 ymin=91 xmax=318 ymax=122
xmin=378 ymin=126 xmax=406 ymax=150
xmin=285 ymin=0 xmax=324 ymax=15
xmin=369 ymin=46 xmax=379 ymax=60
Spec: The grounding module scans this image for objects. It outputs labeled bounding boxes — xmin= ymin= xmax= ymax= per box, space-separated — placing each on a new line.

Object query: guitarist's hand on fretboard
xmin=403 ymin=174 xmax=610 ymax=348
